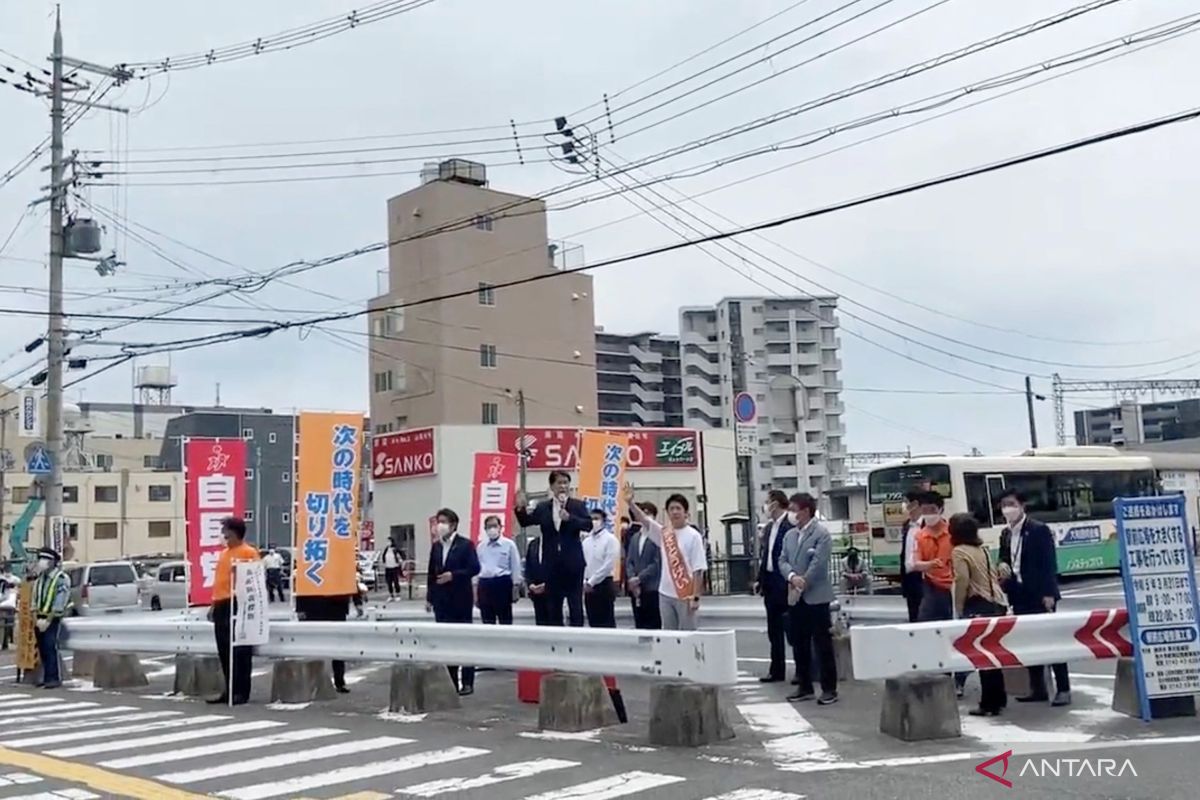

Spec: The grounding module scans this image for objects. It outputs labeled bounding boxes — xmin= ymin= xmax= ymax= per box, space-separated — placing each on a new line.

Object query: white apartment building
xmin=680 ymin=296 xmax=846 ymax=512
xmin=594 ymin=329 xmax=683 ymax=428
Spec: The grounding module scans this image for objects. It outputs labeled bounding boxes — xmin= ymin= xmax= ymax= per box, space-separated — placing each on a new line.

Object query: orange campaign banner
xmin=294 ymin=411 xmax=363 ymax=597
xmin=576 ymin=429 xmax=630 ymax=536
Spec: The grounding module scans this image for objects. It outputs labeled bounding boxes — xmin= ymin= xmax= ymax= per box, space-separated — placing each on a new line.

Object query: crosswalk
xmin=0 ymin=691 xmax=804 ymax=799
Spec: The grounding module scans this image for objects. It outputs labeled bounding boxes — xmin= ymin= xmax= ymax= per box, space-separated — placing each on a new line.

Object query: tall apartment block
xmin=368 ymin=159 xmax=598 ymax=432
xmin=680 ymin=296 xmax=846 ymax=511
xmin=594 ymin=330 xmax=684 ymax=428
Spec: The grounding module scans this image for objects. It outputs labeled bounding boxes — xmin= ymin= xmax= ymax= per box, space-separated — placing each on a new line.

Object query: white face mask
xmin=485 ymin=527 xmax=501 ymax=541
xmin=592 ymin=519 xmax=603 ymax=532
xmin=35 ymin=558 xmax=52 ymax=574
xmin=435 ymin=522 xmax=451 ymax=537
xmin=1001 ymin=505 xmax=1023 ymax=524
xmin=922 ymin=513 xmax=942 ymax=528
xmin=786 ymin=511 xmax=799 ymax=525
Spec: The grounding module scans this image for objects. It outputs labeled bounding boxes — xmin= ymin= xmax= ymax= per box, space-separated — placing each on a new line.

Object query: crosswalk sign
xmin=26 ymin=445 xmax=51 ymax=475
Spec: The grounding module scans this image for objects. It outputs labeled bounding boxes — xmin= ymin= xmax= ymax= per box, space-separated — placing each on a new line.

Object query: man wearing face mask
xmin=913 ymin=491 xmax=955 ymax=622
xmin=475 ymin=514 xmax=522 ymax=626
xmin=426 ymin=508 xmax=480 ymax=696
xmin=30 ymin=548 xmax=69 ymax=689
xmin=997 ymin=488 xmax=1070 ymax=706
xmin=583 ymin=509 xmax=620 ymax=628
xmin=899 ymin=490 xmax=926 ymax=624
xmin=754 ymin=490 xmax=794 ymax=684
xmin=514 ymin=470 xmax=591 ymax=627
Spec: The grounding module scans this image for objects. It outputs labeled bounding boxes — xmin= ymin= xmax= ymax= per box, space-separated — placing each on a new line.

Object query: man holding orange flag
xmin=623 ymin=484 xmax=707 ymax=630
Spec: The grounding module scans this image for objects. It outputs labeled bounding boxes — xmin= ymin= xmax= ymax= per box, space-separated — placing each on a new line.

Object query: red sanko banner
xmin=184 ymin=438 xmax=247 ymax=606
xmin=468 ymin=452 xmax=519 ymax=544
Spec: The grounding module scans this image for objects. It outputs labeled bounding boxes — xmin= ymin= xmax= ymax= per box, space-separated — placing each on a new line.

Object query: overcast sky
xmin=2 ymin=0 xmax=1198 ymax=456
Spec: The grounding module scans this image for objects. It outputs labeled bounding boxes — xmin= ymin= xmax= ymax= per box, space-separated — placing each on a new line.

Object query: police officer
xmin=31 ymin=548 xmax=69 ymax=689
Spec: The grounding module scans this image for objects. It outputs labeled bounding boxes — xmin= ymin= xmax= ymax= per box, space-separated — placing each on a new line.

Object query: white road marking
xmin=215 ymin=746 xmax=489 ymax=800
xmin=0 ymin=694 xmax=34 ymax=703
xmin=158 ymin=735 xmax=412 ymax=784
xmin=0 ymin=702 xmax=98 ymax=719
xmin=1073 ymin=673 xmax=1116 ymax=681
xmin=100 ymin=727 xmax=346 ymax=769
xmin=700 ymin=791 xmax=806 ymax=800
xmin=519 ymin=729 xmax=601 ymax=742
xmin=737 ymin=702 xmax=836 ymax=764
xmin=523 ymin=771 xmax=686 ymax=800
xmin=5 ymin=791 xmax=100 ymax=800
xmin=737 ymin=657 xmax=772 ymax=663
xmin=0 ymin=699 xmax=76 ymax=716
xmin=344 ymin=663 xmax=388 ymax=685
xmin=47 ymin=719 xmax=286 ymax=757
xmin=0 ymin=773 xmax=40 ymax=786
xmin=397 ymin=758 xmax=580 ymax=797
xmin=959 ymin=715 xmax=1093 ymax=744
xmin=8 ymin=711 xmax=181 ymax=735
xmin=1 ymin=714 xmax=229 ymax=747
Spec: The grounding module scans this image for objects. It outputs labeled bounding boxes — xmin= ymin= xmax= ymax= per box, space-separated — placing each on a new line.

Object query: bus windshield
xmin=868 ymin=464 xmax=952 ymax=504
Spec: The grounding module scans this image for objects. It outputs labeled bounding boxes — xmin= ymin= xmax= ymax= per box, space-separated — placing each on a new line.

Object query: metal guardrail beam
xmin=61 ymin=618 xmax=738 ymax=686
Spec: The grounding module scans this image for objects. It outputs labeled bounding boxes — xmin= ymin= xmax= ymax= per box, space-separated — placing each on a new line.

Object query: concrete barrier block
xmin=173 ymin=654 xmax=226 ymax=698
xmin=93 ymin=653 xmax=149 ymax=689
xmin=879 ymin=674 xmax=961 ymax=742
xmin=70 ymin=650 xmax=98 ymax=678
xmin=1002 ymin=667 xmax=1040 ymax=698
xmin=388 ymin=663 xmax=462 ymax=714
xmin=538 ymin=672 xmax=619 ymax=733
xmin=649 ymin=683 xmax=734 ymax=747
xmin=1112 ymin=657 xmax=1197 ymax=719
xmin=270 ymin=659 xmax=337 ymax=704
xmin=833 ymin=632 xmax=853 ymax=681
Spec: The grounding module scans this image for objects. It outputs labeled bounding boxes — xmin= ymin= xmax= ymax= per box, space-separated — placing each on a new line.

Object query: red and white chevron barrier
xmin=850 ymin=608 xmax=1132 ymax=680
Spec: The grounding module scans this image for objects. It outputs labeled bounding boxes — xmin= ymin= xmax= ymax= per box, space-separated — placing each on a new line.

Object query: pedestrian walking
xmin=623 ymin=486 xmax=707 ymax=631
xmin=295 ymin=594 xmax=353 ymax=693
xmin=475 ymin=515 xmax=522 ymax=625
xmin=0 ymin=563 xmax=18 ymax=651
xmin=513 ymin=471 xmax=591 ymax=627
xmin=755 ymin=490 xmax=794 ymax=683
xmin=898 ymin=490 xmax=924 ymax=623
xmin=30 ymin=548 xmax=69 ymax=689
xmin=426 ymin=508 xmax=479 ymax=696
xmin=381 ymin=542 xmax=404 ymax=601
xmin=524 ymin=534 xmax=549 ymax=625
xmin=780 ymin=493 xmax=838 ymax=706
xmin=583 ymin=509 xmax=619 ymax=628
xmin=207 ymin=517 xmax=260 ymax=706
xmin=263 ymin=547 xmax=285 ymax=603
xmin=949 ymin=512 xmax=1008 ymax=716
xmin=623 ymin=505 xmax=662 ymax=630
xmin=997 ymin=489 xmax=1071 ymax=707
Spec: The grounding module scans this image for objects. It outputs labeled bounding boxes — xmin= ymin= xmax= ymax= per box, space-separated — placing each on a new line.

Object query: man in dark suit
xmin=755 ymin=490 xmax=794 ymax=683
xmin=997 ymin=488 xmax=1070 ymax=707
xmin=296 ymin=594 xmax=353 ymax=693
xmin=524 ymin=534 xmax=549 ymax=625
xmin=514 ymin=470 xmax=591 ymax=627
xmin=426 ymin=508 xmax=480 ymax=696
xmin=623 ymin=504 xmax=663 ymax=630
xmin=898 ymin=490 xmax=925 ymax=623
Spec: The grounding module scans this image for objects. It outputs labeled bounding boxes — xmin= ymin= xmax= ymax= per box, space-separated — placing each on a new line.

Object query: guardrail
xmin=850 ymin=608 xmax=1132 ymax=680
xmin=61 ymin=617 xmax=738 ymax=685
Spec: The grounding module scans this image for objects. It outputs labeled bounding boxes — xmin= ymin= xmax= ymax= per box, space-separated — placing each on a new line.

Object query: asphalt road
xmin=0 ymin=572 xmax=1194 ymax=798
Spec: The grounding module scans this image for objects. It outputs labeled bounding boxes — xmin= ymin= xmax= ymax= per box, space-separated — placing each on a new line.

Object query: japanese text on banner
xmin=233 ymin=560 xmax=271 ymax=646
xmin=577 ymin=430 xmax=629 ymax=534
xmin=296 ymin=412 xmax=362 ymax=597
xmin=184 ymin=439 xmax=247 ymax=606
xmin=469 ymin=452 xmax=518 ymax=544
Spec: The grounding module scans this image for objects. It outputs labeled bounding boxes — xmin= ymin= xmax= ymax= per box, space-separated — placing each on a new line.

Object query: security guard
xmin=31 ymin=548 xmax=69 ymax=689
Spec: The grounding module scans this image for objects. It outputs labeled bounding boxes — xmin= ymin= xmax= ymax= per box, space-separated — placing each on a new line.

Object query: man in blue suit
xmin=780 ymin=492 xmax=838 ymax=705
xmin=514 ymin=470 xmax=591 ymax=627
xmin=426 ymin=507 xmax=480 ymax=696
xmin=754 ymin=490 xmax=794 ymax=683
xmin=997 ymin=488 xmax=1071 ymax=707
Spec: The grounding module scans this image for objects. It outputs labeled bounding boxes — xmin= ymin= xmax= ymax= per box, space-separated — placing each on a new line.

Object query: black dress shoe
xmin=968 ymin=707 xmax=1001 ymax=717
xmin=335 ymin=685 xmax=350 ymax=694
xmin=759 ymin=675 xmax=785 ymax=684
xmin=791 ymin=676 xmax=801 ymax=685
xmin=458 ymin=686 xmax=474 ymax=697
xmin=1016 ymin=694 xmax=1049 ymax=703
xmin=206 ymin=695 xmax=229 ymax=705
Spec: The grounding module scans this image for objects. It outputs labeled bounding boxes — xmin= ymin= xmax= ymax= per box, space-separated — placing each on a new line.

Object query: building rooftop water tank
xmin=437 ymin=158 xmax=487 ymax=187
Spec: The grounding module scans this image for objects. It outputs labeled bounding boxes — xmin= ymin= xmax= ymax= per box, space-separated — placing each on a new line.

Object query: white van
xmin=148 ymin=560 xmax=188 ymax=611
xmin=66 ymin=561 xmax=143 ymax=616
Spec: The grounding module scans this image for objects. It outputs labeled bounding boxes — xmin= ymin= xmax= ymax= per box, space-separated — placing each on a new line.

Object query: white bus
xmin=863 ymin=446 xmax=1193 ymax=580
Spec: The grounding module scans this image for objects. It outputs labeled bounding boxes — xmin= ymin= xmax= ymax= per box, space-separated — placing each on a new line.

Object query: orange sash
xmin=662 ymin=526 xmax=694 ymax=598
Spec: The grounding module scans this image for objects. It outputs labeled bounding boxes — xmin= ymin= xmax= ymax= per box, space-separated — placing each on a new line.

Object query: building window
xmin=94 ymin=453 xmax=114 ymax=471
xmin=395 ymin=415 xmax=408 ymax=429
xmin=10 ymin=487 xmax=29 ymax=504
xmin=374 ymin=423 xmax=392 ymax=434
xmin=281 ymin=511 xmax=291 ymax=524
xmin=94 ymin=485 xmax=118 ymax=503
xmin=242 ymin=428 xmax=254 ymax=440
xmin=281 ymin=472 xmax=290 ymax=483
xmin=143 ymin=455 xmax=160 ymax=469
xmin=374 ymin=370 xmax=394 ymax=393
xmin=65 ymin=522 xmax=78 ymax=540
xmin=481 ymin=402 xmax=499 ymax=425
xmin=93 ymin=522 xmax=118 ymax=540
xmin=480 ymin=344 xmax=497 ymax=368
xmin=244 ymin=468 xmax=254 ymax=479
xmin=268 ymin=432 xmax=278 ymax=444
xmin=148 ymin=485 xmax=172 ymax=502
xmin=244 ymin=510 xmax=255 ymax=522
xmin=474 ymin=214 xmax=493 ymax=231
xmin=62 ymin=485 xmax=78 ymax=504
xmin=148 ymin=521 xmax=171 ymax=538
xmin=478 ymin=282 xmax=496 ymax=306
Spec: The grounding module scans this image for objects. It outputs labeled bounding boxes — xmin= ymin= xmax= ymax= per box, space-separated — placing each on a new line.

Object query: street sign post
xmin=1115 ymin=494 xmax=1200 ymax=720
xmin=733 ymin=392 xmax=757 ymax=456
xmin=25 ymin=444 xmax=51 ymax=475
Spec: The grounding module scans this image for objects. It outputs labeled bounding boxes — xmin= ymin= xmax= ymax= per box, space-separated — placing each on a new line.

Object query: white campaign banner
xmin=18 ymin=389 xmax=39 ymax=438
xmin=232 ymin=560 xmax=270 ymax=646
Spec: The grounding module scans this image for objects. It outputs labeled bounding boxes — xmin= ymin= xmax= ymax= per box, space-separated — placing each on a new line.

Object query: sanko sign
xmin=371 ymin=428 xmax=436 ymax=480
xmin=496 ymin=427 xmax=698 ymax=470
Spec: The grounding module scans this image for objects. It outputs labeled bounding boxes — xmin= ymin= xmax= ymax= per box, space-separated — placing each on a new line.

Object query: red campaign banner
xmin=468 ymin=452 xmax=519 ymax=545
xmin=184 ymin=438 xmax=247 ymax=606
xmin=372 ymin=427 xmax=436 ymax=480
xmin=496 ymin=426 xmax=697 ymax=470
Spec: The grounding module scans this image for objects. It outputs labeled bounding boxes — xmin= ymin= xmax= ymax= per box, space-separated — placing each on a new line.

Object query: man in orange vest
xmin=207 ymin=516 xmax=260 ymax=706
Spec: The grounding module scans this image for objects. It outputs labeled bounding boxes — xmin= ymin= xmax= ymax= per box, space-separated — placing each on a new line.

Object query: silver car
xmin=66 ymin=561 xmax=143 ymax=616
xmin=148 ymin=560 xmax=188 ymax=611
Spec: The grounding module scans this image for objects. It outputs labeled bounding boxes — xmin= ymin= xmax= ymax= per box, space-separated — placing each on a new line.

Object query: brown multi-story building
xmin=368 ymin=160 xmax=597 ymax=433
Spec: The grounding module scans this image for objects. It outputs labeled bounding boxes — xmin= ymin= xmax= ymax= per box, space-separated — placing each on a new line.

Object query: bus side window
xmin=964 ymin=474 xmax=993 ymax=526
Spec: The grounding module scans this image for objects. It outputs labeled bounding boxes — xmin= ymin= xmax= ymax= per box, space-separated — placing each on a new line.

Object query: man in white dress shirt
xmin=583 ymin=509 xmax=620 ymax=628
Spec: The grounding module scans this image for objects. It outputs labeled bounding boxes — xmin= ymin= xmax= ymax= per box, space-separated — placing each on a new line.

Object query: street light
xmin=765 ymin=372 xmax=810 ymax=497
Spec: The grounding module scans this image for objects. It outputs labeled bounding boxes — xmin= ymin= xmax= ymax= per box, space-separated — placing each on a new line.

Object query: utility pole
xmin=0 ymin=408 xmax=10 ymax=546
xmin=255 ymin=444 xmax=263 ymax=546
xmin=1025 ymin=376 xmax=1039 ymax=449
xmin=43 ymin=9 xmax=66 ymax=545
xmin=516 ymin=388 xmax=527 ymax=497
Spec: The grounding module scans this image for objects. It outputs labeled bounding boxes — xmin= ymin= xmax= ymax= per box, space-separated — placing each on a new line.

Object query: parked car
xmin=148 ymin=560 xmax=188 ymax=611
xmin=65 ymin=561 xmax=143 ymax=616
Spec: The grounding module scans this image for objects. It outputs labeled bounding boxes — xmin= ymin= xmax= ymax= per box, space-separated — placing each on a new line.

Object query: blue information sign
xmin=1115 ymin=494 xmax=1200 ymax=720
xmin=25 ymin=445 xmax=51 ymax=475
xmin=733 ymin=392 xmax=757 ymax=424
